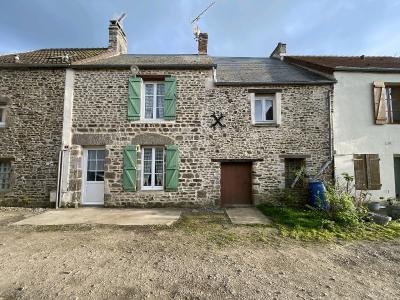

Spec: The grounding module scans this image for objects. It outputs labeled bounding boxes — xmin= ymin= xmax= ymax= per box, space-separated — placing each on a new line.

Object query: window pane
xmin=145 ymin=96 xmax=154 ymax=119
xmin=0 ymin=108 xmax=3 ymax=122
xmin=255 ymin=100 xmax=263 ymax=121
xmin=265 ymin=100 xmax=274 ymax=121
xmin=97 ymin=150 xmax=105 ymax=160
xmin=88 ymin=160 xmax=96 ymax=171
xmin=143 ymin=160 xmax=152 ymax=173
xmin=143 ymin=148 xmax=152 ymax=161
xmin=87 ymin=171 xmax=96 ymax=181
xmin=95 ymin=171 xmax=104 ymax=182
xmin=157 ymin=84 xmax=165 ymax=96
xmin=145 ymin=84 xmax=154 ymax=96
xmin=156 ymin=96 xmax=164 ymax=119
xmin=154 ymin=173 xmax=163 ymax=186
xmin=96 ymin=160 xmax=104 ymax=171
xmin=88 ymin=150 xmax=96 ymax=160
xmin=155 ymin=160 xmax=163 ymax=174
xmin=0 ymin=161 xmax=11 ymax=191
xmin=143 ymin=174 xmax=152 ymax=186
xmin=155 ymin=148 xmax=164 ymax=161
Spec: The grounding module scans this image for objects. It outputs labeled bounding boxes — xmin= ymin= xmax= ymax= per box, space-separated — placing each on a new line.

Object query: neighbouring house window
xmin=142 ymin=147 xmax=164 ymax=190
xmin=86 ymin=150 xmax=105 ymax=182
xmin=353 ymin=154 xmax=381 ymax=190
xmin=0 ymin=161 xmax=11 ymax=191
xmin=143 ymin=82 xmax=165 ymax=120
xmin=0 ymin=105 xmax=5 ymax=127
xmin=385 ymin=85 xmax=400 ymax=124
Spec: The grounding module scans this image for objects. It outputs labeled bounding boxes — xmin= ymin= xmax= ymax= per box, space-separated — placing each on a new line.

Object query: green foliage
xmin=258 ymin=204 xmax=400 ymax=241
xmin=325 ymin=186 xmax=363 ymax=226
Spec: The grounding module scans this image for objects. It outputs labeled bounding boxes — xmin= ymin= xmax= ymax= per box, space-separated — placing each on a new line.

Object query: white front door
xmin=82 ymin=148 xmax=105 ymax=205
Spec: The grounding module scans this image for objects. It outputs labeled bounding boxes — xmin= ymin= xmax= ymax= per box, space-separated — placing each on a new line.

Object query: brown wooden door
xmin=220 ymin=162 xmax=252 ymax=207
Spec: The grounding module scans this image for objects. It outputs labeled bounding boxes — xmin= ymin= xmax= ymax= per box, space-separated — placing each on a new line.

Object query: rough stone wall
xmin=69 ymin=68 xmax=333 ymax=207
xmin=0 ymin=69 xmax=65 ymax=207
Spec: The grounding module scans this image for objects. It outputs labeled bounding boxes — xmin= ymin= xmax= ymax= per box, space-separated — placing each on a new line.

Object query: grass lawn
xmin=258 ymin=204 xmax=400 ymax=241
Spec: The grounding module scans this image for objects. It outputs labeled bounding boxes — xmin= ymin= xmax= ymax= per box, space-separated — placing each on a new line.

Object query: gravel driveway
xmin=0 ymin=208 xmax=399 ymax=299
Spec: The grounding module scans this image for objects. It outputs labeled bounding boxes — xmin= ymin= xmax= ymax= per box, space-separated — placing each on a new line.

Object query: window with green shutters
xmin=123 ymin=145 xmax=137 ymax=191
xmin=165 ymin=145 xmax=179 ymax=192
xmin=127 ymin=76 xmax=176 ymax=121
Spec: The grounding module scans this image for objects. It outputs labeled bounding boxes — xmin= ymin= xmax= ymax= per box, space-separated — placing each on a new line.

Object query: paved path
xmin=13 ymin=208 xmax=182 ymax=226
xmin=226 ymin=207 xmax=272 ymax=225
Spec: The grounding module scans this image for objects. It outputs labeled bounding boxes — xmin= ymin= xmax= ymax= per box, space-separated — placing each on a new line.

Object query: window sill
xmin=140 ymin=187 xmax=164 ymax=192
xmin=134 ymin=120 xmax=176 ymax=124
xmin=252 ymin=122 xmax=280 ymax=127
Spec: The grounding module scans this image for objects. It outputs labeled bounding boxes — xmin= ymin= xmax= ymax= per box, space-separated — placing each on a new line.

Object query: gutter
xmin=0 ymin=63 xmax=216 ymax=70
xmin=215 ymin=80 xmax=335 ymax=86
xmin=334 ymin=66 xmax=400 ymax=73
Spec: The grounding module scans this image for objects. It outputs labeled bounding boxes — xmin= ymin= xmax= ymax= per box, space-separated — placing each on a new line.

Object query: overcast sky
xmin=0 ymin=0 xmax=399 ymax=57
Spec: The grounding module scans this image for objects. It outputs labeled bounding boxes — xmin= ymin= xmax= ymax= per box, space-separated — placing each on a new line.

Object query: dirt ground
xmin=0 ymin=208 xmax=399 ymax=300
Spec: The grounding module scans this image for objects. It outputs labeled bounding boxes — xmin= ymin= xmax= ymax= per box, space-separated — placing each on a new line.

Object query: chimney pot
xmin=198 ymin=33 xmax=208 ymax=55
xmin=108 ymin=19 xmax=128 ymax=55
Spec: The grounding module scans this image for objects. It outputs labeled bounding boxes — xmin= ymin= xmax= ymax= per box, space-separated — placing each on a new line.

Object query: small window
xmin=142 ymin=147 xmax=164 ymax=190
xmin=0 ymin=161 xmax=11 ymax=191
xmin=254 ymin=96 xmax=274 ymax=122
xmin=143 ymin=82 xmax=165 ymax=120
xmin=0 ymin=105 xmax=5 ymax=127
xmin=385 ymin=86 xmax=400 ymax=124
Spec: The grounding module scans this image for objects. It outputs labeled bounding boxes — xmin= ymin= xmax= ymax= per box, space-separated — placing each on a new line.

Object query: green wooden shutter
xmin=164 ymin=76 xmax=177 ymax=120
xmin=123 ymin=145 xmax=137 ymax=191
xmin=366 ymin=154 xmax=382 ymax=190
xmin=353 ymin=154 xmax=367 ymax=190
xmin=165 ymin=145 xmax=179 ymax=192
xmin=128 ymin=77 xmax=141 ymax=121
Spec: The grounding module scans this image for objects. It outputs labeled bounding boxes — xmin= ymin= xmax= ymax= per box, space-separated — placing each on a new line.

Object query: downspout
xmin=313 ymin=88 xmax=334 ymax=180
xmin=56 ymin=68 xmax=75 ymax=208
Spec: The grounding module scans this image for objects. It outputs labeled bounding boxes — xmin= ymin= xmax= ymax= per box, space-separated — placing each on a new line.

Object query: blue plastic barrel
xmin=308 ymin=181 xmax=329 ymax=210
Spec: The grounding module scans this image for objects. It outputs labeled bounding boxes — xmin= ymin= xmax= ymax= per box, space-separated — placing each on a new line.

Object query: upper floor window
xmin=0 ymin=105 xmax=6 ymax=127
xmin=144 ymin=82 xmax=165 ymax=120
xmin=385 ymin=85 xmax=400 ymax=124
xmin=128 ymin=76 xmax=176 ymax=122
xmin=250 ymin=92 xmax=281 ymax=126
xmin=254 ymin=96 xmax=274 ymax=123
xmin=0 ymin=161 xmax=11 ymax=191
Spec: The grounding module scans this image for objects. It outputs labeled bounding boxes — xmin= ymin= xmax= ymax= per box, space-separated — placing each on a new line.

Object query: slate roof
xmin=85 ymin=54 xmax=214 ymax=66
xmin=286 ymin=56 xmax=400 ymax=73
xmin=212 ymin=57 xmax=333 ymax=84
xmin=0 ymin=48 xmax=109 ymax=65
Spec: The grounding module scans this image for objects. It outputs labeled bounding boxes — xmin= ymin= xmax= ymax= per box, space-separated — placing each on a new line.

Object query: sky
xmin=0 ymin=0 xmax=400 ymax=57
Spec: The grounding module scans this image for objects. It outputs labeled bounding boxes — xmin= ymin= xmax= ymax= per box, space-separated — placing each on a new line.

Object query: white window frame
xmin=141 ymin=147 xmax=164 ymax=191
xmin=141 ymin=81 xmax=165 ymax=121
xmin=0 ymin=105 xmax=6 ymax=127
xmin=250 ymin=92 xmax=281 ymax=125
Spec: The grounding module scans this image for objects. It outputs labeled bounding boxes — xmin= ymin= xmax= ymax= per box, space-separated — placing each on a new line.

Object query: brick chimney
xmin=108 ymin=19 xmax=128 ymax=55
xmin=270 ymin=42 xmax=286 ymax=60
xmin=198 ymin=33 xmax=208 ymax=55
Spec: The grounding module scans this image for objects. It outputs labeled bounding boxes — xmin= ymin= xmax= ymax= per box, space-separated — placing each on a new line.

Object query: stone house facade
xmin=0 ymin=20 xmax=334 ymax=207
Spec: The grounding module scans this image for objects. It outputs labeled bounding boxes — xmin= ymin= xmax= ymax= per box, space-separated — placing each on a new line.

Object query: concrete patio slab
xmin=13 ymin=208 xmax=182 ymax=226
xmin=226 ymin=207 xmax=272 ymax=225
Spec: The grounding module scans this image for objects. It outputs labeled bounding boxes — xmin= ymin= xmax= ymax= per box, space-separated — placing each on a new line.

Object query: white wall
xmin=333 ymin=71 xmax=400 ymax=200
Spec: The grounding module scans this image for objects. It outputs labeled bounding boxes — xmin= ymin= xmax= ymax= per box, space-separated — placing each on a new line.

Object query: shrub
xmin=325 ymin=186 xmax=364 ymax=226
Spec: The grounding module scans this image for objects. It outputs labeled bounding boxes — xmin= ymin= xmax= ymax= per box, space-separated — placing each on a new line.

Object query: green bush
xmin=325 ymin=186 xmax=364 ymax=226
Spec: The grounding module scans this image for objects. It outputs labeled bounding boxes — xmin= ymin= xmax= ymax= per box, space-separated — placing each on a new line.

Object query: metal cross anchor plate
xmin=210 ymin=112 xmax=226 ymax=129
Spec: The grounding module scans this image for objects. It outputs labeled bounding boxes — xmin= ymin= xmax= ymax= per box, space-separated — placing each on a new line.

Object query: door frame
xmin=81 ymin=147 xmax=105 ymax=206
